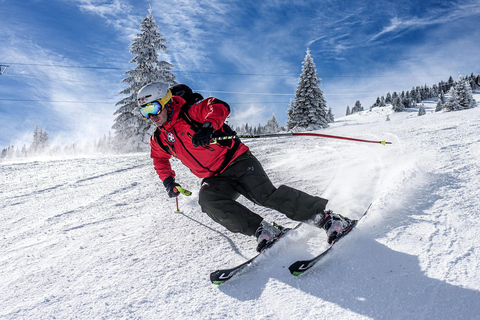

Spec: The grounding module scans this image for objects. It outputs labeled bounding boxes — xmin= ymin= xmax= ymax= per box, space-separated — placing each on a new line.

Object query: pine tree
xmin=327 ymin=107 xmax=335 ymax=123
xmin=263 ymin=113 xmax=282 ymax=134
xmin=287 ymin=49 xmax=328 ymax=131
xmin=385 ymin=92 xmax=392 ymax=104
xmin=447 ymin=76 xmax=455 ymax=92
xmin=30 ymin=125 xmax=50 ymax=154
xmin=435 ymin=91 xmax=445 ymax=112
xmin=418 ymin=104 xmax=426 ymax=116
xmin=445 ymin=77 xmax=477 ymax=111
xmin=112 ymin=7 xmax=176 ymax=152
xmin=286 ymin=99 xmax=295 ymax=127
xmin=351 ymin=100 xmax=363 ymax=113
xmin=345 ymin=105 xmax=351 ymax=116
xmin=392 ymin=97 xmax=404 ymax=112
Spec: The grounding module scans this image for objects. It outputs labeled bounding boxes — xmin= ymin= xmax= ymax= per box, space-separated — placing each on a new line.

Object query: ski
xmin=288 ymin=203 xmax=372 ymax=276
xmin=210 ymin=223 xmax=302 ymax=285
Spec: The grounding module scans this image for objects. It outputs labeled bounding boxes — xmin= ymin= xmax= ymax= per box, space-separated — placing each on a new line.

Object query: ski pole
xmin=173 ymin=186 xmax=192 ymax=213
xmin=212 ymin=132 xmax=392 ymax=145
xmin=175 ymin=197 xmax=181 ymax=213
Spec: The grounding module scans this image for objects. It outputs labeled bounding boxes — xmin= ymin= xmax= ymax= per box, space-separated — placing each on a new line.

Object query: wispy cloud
xmin=149 ymin=0 xmax=235 ymax=73
xmin=71 ymin=0 xmax=140 ymax=40
xmin=0 ymin=33 xmax=118 ymax=147
xmin=369 ymin=1 xmax=480 ymax=42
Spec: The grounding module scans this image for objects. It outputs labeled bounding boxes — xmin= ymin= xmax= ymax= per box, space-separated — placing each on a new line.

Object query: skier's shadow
xmin=217 ymin=234 xmax=480 ymax=319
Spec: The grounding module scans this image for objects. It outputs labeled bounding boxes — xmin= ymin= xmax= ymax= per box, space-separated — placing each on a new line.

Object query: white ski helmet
xmin=137 ymin=82 xmax=172 ymax=108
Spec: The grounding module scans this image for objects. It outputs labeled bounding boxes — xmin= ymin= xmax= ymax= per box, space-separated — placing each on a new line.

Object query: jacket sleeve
xmin=150 ymin=135 xmax=175 ymax=181
xmin=189 ymin=97 xmax=230 ymax=130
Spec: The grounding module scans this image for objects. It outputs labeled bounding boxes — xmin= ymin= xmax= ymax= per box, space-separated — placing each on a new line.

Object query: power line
xmin=1 ymin=62 xmax=466 ymax=78
xmin=0 ymin=62 xmax=125 ymax=71
xmin=0 ymin=73 xmax=379 ymax=97
xmin=0 ymin=94 xmax=378 ymax=105
xmin=0 ymin=98 xmax=110 ymax=104
xmin=2 ymin=73 xmax=124 ymax=86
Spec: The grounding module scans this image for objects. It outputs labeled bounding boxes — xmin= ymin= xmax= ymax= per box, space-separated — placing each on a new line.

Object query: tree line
xmin=346 ymin=73 xmax=479 ymax=115
xmin=1 ymin=126 xmax=114 ymax=161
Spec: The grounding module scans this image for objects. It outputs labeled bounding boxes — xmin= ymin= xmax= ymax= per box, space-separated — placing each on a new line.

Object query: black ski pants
xmin=198 ymin=151 xmax=328 ymax=236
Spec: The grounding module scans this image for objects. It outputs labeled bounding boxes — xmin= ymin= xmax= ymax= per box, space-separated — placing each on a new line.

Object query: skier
xmin=138 ymin=81 xmax=355 ymax=252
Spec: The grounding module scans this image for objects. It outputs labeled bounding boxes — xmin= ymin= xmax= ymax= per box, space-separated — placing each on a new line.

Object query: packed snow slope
xmin=2 ymin=98 xmax=480 ymax=319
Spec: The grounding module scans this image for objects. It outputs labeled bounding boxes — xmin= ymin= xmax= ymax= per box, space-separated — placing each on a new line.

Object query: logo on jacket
xmin=167 ymin=132 xmax=175 ymax=143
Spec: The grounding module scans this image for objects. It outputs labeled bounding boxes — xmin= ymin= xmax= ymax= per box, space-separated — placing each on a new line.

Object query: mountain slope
xmin=1 ymin=101 xmax=480 ymax=319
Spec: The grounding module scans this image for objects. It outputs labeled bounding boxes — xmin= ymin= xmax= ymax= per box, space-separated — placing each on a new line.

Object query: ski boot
xmin=255 ymin=220 xmax=287 ymax=252
xmin=317 ymin=210 xmax=356 ymax=244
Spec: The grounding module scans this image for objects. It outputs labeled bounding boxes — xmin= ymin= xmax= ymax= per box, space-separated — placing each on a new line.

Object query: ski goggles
xmin=139 ymin=90 xmax=172 ymax=119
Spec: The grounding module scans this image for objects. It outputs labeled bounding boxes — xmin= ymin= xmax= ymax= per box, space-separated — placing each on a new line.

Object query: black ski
xmin=288 ymin=203 xmax=372 ymax=276
xmin=210 ymin=223 xmax=302 ymax=285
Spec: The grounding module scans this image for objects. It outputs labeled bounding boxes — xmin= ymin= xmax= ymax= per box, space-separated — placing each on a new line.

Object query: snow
xmin=2 ymin=96 xmax=480 ymax=319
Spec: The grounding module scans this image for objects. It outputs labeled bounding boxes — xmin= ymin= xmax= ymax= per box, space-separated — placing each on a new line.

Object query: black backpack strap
xmin=180 ymin=102 xmax=202 ymax=131
xmin=153 ymin=128 xmax=172 ymax=155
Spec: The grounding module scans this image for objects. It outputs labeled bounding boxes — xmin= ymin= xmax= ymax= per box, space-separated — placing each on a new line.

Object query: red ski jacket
xmin=150 ymin=95 xmax=249 ymax=181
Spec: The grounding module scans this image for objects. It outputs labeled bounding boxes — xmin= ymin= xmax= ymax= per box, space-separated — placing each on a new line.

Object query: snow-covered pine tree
xmin=351 ymin=100 xmax=363 ymax=114
xmin=445 ymin=77 xmax=477 ymax=111
xmin=447 ymin=76 xmax=455 ymax=92
xmin=392 ymin=96 xmax=404 ymax=112
xmin=435 ymin=91 xmax=445 ymax=112
xmin=385 ymin=92 xmax=392 ymax=104
xmin=418 ymin=104 xmax=426 ymax=116
xmin=112 ymin=7 xmax=176 ymax=152
xmin=263 ymin=113 xmax=282 ymax=134
xmin=286 ymin=99 xmax=295 ymax=128
xmin=30 ymin=125 xmax=50 ymax=154
xmin=327 ymin=107 xmax=334 ymax=123
xmin=345 ymin=105 xmax=351 ymax=116
xmin=287 ymin=49 xmax=328 ymax=131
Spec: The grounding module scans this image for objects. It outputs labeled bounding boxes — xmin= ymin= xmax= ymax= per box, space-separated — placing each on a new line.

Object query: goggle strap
xmin=159 ymin=90 xmax=172 ymax=108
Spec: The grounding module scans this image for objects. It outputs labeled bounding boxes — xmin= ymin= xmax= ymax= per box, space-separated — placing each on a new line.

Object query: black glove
xmin=192 ymin=122 xmax=214 ymax=147
xmin=163 ymin=177 xmax=181 ymax=198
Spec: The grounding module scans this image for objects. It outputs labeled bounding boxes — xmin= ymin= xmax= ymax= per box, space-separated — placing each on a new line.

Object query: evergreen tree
xmin=447 ymin=76 xmax=455 ymax=92
xmin=30 ymin=125 xmax=50 ymax=154
xmin=385 ymin=92 xmax=392 ymax=104
xmin=287 ymin=49 xmax=328 ymax=131
xmin=345 ymin=105 xmax=351 ymax=116
xmin=392 ymin=97 xmax=404 ymax=112
xmin=380 ymin=96 xmax=386 ymax=107
xmin=435 ymin=91 xmax=445 ymax=112
xmin=263 ymin=113 xmax=282 ymax=134
xmin=418 ymin=104 xmax=426 ymax=116
xmin=415 ymin=89 xmax=422 ymax=103
xmin=351 ymin=100 xmax=363 ymax=113
xmin=112 ymin=7 xmax=176 ymax=152
xmin=445 ymin=77 xmax=477 ymax=111
xmin=286 ymin=99 xmax=295 ymax=127
xmin=327 ymin=107 xmax=334 ymax=123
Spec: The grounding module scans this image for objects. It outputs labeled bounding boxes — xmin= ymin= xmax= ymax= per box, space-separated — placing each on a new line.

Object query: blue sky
xmin=1 ymin=0 xmax=480 ymax=149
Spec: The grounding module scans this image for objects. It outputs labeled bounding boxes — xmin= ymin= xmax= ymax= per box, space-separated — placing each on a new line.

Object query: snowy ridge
xmin=2 ymin=97 xmax=480 ymax=319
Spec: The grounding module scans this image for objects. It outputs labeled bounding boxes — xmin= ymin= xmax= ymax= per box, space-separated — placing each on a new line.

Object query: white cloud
xmin=369 ymin=1 xmax=480 ymax=42
xmin=70 ymin=0 xmax=140 ymax=40
xmin=228 ymin=104 xmax=269 ymax=128
xmin=149 ymin=0 xmax=235 ymax=73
